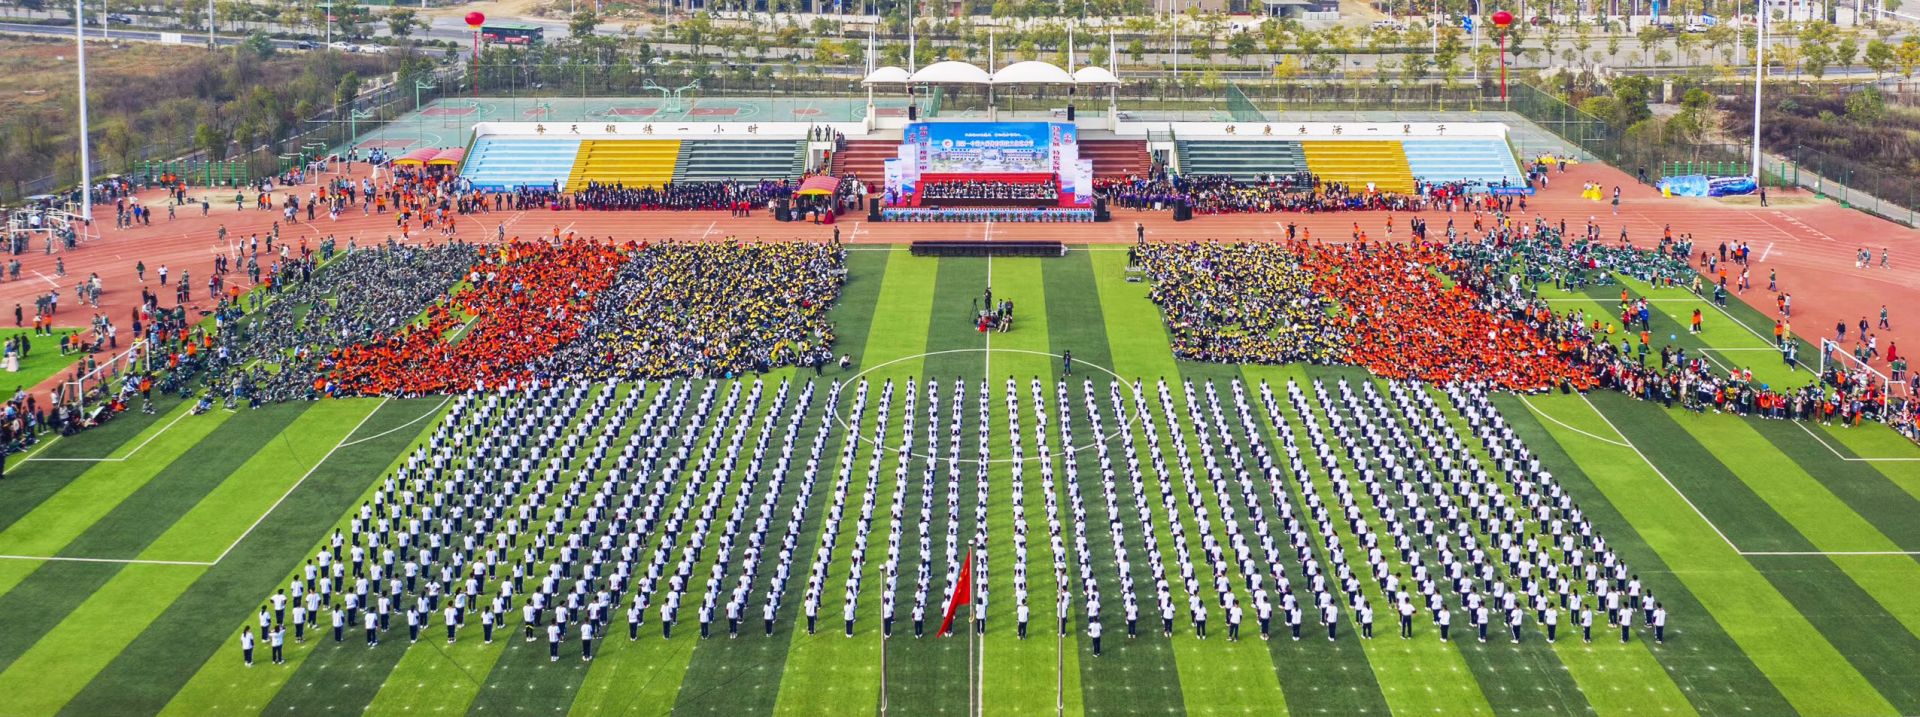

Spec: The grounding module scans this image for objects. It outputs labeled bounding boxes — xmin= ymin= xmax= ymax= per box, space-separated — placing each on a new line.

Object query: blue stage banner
xmin=1489 ymin=186 xmax=1536 ymax=196
xmin=908 ymin=122 xmax=1058 ymax=174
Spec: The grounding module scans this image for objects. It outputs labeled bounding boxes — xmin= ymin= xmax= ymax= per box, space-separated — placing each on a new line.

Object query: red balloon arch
xmin=465 ymin=11 xmax=486 ymax=28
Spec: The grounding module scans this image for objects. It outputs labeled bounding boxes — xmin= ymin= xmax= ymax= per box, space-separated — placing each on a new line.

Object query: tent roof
xmin=992 ymin=60 xmax=1074 ymax=84
xmin=908 ymin=61 xmax=993 ymax=85
xmin=393 ymin=147 xmax=440 ymax=165
xmin=796 ymin=175 xmax=841 ymax=195
xmin=428 ymin=148 xmax=466 ymax=165
xmin=861 ymin=66 xmax=912 ymax=85
xmin=1071 ymin=66 xmax=1120 ymax=85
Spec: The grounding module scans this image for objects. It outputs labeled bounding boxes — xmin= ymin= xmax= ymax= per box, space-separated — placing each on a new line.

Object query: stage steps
xmin=1300 ymin=140 xmax=1415 ymax=194
xmin=565 ymin=140 xmax=681 ymax=191
xmin=1078 ymin=139 xmax=1153 ymax=178
xmin=459 ymin=137 xmax=583 ymax=190
xmin=1175 ymin=140 xmax=1309 ymax=181
xmin=830 ymin=140 xmax=899 ymax=189
xmin=671 ymin=139 xmax=808 ymax=183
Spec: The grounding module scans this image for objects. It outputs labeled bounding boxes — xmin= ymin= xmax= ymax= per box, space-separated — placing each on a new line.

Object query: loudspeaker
xmin=868 ymin=198 xmax=881 ymax=221
xmin=1067 ymin=105 xmax=1076 ymax=121
xmin=908 ymin=105 xmax=919 ymax=121
xmin=775 ymin=199 xmax=792 ymax=222
xmin=1173 ymin=203 xmax=1192 ymax=221
xmin=1094 ymin=197 xmax=1109 ymax=222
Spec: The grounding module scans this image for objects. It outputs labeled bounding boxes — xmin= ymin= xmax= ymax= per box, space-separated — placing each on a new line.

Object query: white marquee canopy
xmin=861 ymin=60 xmax=1117 ymax=87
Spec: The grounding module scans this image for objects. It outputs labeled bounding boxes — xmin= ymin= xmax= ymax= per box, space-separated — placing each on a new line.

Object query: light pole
xmin=1750 ymin=4 xmax=1764 ymax=183
xmin=75 ymin=0 xmax=93 ymax=221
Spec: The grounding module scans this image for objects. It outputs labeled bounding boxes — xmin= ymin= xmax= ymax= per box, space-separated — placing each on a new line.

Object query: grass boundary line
xmin=0 ymin=554 xmax=214 ymax=566
xmin=1518 ymin=395 xmax=1629 ymax=448
xmin=1792 ymin=421 xmax=1920 ymax=463
xmin=1580 ymin=393 xmax=1920 ymax=558
xmin=20 ymin=409 xmax=194 ymax=464
xmin=1573 ymin=393 xmax=1744 ymax=554
xmin=338 ymin=396 xmax=450 ymax=447
xmin=208 ymin=397 xmax=390 ymax=565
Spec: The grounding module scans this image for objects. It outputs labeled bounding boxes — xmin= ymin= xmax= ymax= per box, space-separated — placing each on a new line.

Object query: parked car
xmin=1683 ymin=21 xmax=1709 ymax=32
xmin=105 ymin=13 xmax=134 ymax=24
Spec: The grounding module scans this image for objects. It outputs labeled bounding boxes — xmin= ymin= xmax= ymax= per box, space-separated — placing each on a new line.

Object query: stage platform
xmin=909 ymin=240 xmax=1067 ymax=257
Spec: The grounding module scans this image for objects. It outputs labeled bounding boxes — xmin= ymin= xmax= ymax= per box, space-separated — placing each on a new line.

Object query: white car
xmin=329 ymin=41 xmax=357 ymax=52
xmin=357 ymin=43 xmax=388 ymax=54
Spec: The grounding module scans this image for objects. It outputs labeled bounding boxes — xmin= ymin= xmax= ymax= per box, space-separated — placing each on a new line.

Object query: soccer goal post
xmin=1821 ymin=339 xmax=1910 ymax=400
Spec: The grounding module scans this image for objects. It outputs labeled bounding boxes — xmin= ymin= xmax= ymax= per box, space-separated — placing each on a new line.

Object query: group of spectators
xmin=1097 ymin=173 xmax=1429 ymax=214
xmin=571 ymin=180 xmax=795 ymax=212
xmin=1139 ymin=242 xmax=1343 ymax=366
xmin=532 ymin=241 xmax=845 ymax=380
xmin=325 ymin=239 xmax=630 ymax=396
xmin=1139 ymin=240 xmax=1588 ymax=391
xmin=917 ymin=180 xmax=1059 ymax=202
xmin=323 ymin=239 xmax=846 ymax=396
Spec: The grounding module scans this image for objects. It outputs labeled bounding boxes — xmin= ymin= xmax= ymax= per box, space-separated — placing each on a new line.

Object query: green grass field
xmin=2 ymin=246 xmax=1918 ymax=717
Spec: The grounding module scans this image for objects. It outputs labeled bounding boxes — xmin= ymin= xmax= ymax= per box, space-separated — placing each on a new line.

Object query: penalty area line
xmin=210 ymin=398 xmax=391 ymax=566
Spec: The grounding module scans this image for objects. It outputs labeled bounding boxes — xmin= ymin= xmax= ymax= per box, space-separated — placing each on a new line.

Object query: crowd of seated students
xmin=1098 ymin=173 xmax=1432 ymax=213
xmin=571 ymin=180 xmax=794 ymax=211
xmin=917 ymin=180 xmax=1059 ymax=202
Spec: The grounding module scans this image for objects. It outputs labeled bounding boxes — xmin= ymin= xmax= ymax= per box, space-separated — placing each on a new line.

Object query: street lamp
xmin=1492 ymin=9 xmax=1513 ymax=104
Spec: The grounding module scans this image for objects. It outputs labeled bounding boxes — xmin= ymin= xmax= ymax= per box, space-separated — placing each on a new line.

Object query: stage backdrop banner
xmin=909 ymin=122 xmax=1058 ymax=174
xmin=1073 ymin=159 xmax=1095 ymax=207
xmin=896 ymin=144 xmax=920 ymax=199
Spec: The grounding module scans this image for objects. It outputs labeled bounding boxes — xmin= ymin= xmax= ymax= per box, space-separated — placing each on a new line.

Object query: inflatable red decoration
xmin=465 ymin=11 xmax=486 ymax=28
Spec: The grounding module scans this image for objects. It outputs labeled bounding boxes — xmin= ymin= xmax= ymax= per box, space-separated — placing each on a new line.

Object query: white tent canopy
xmin=908 ymin=61 xmax=993 ymax=85
xmin=884 ymin=60 xmax=1110 ymax=86
xmin=992 ymin=60 xmax=1075 ymax=85
xmin=861 ymin=66 xmax=912 ymax=85
xmin=1071 ymin=66 xmax=1120 ymax=85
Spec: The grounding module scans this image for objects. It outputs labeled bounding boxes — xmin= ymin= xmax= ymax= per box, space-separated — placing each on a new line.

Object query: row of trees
xmin=0 ymin=36 xmax=404 ymax=199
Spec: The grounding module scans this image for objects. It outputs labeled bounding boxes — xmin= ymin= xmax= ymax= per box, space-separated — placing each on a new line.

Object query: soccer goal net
xmin=1820 ymin=339 xmax=1911 ymax=400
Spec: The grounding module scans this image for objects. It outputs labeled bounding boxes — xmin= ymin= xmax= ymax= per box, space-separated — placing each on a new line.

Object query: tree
xmin=1127 ymin=38 xmax=1145 ymax=63
xmin=243 ymin=31 xmax=275 ymax=59
xmin=99 ymin=120 xmax=137 ymax=171
xmin=384 ymin=8 xmax=418 ymax=40
xmin=1865 ymin=39 xmax=1894 ymax=80
xmin=334 ymin=71 xmax=362 ymax=108
xmin=1845 ymin=87 xmax=1886 ymax=123
xmin=1899 ymin=37 xmax=1920 ymax=82
xmin=570 ymin=10 xmax=599 ymax=39
xmin=1226 ymin=29 xmax=1256 ymax=66
xmin=1635 ymin=25 xmax=1664 ymax=65
xmin=194 ymin=122 xmax=228 ymax=162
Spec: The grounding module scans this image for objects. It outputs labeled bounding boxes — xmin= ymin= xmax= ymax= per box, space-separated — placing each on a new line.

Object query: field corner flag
xmin=937 ymin=554 xmax=974 ymax=637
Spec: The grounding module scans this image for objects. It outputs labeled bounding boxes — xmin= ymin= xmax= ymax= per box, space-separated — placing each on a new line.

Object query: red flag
xmin=936 ymin=553 xmax=974 ymax=637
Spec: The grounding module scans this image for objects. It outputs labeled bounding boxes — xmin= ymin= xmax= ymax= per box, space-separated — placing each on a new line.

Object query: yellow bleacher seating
xmin=1300 ymin=141 xmax=1415 ymax=195
xmin=565 ymin=140 xmax=682 ymax=191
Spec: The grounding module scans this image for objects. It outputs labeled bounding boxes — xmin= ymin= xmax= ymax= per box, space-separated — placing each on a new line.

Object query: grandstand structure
xmin=452 ymin=119 xmax=1526 ymax=198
